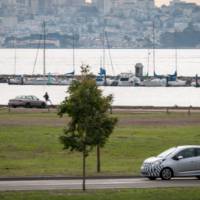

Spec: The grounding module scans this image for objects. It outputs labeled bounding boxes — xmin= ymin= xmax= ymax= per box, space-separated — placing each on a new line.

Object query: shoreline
xmin=1 ymin=105 xmax=200 ymax=113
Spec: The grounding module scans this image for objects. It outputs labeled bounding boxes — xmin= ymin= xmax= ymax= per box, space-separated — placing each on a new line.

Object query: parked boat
xmin=191 ymin=75 xmax=200 ymax=87
xmin=96 ymin=67 xmax=106 ymax=86
xmin=166 ymin=71 xmax=187 ymax=87
xmin=23 ymin=22 xmax=47 ymax=85
xmin=106 ymin=77 xmax=118 ymax=86
xmin=8 ymin=76 xmax=23 ymax=85
xmin=23 ymin=76 xmax=48 ymax=85
xmin=115 ymin=73 xmax=141 ymax=87
xmin=142 ymin=78 xmax=166 ymax=87
xmin=167 ymin=79 xmax=187 ymax=87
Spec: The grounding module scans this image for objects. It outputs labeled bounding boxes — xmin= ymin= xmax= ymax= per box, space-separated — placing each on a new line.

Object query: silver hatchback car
xmin=141 ymin=145 xmax=200 ymax=180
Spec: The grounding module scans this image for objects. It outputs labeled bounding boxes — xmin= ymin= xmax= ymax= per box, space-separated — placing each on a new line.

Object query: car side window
xmin=176 ymin=148 xmax=195 ymax=159
xmin=195 ymin=148 xmax=200 ymax=157
xmin=32 ymin=96 xmax=37 ymax=100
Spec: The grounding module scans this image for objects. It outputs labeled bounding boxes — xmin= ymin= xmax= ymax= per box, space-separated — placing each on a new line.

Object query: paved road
xmin=0 ymin=178 xmax=199 ymax=191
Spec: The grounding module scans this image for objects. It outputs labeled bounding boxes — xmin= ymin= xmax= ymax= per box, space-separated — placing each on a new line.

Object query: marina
xmin=1 ymin=48 xmax=200 ymax=106
xmin=0 ymin=48 xmax=200 ymax=87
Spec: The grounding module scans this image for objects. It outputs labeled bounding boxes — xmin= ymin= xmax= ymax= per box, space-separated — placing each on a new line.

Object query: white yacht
xmin=142 ymin=78 xmax=166 ymax=87
xmin=116 ymin=73 xmax=141 ymax=87
xmin=8 ymin=76 xmax=23 ymax=85
xmin=23 ymin=77 xmax=48 ymax=85
xmin=58 ymin=78 xmax=74 ymax=85
xmin=167 ymin=79 xmax=187 ymax=87
xmin=47 ymin=75 xmax=74 ymax=85
xmin=106 ymin=77 xmax=118 ymax=86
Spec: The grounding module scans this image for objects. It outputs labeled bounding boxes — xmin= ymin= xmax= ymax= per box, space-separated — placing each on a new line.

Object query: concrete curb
xmin=0 ymin=175 xmax=141 ymax=181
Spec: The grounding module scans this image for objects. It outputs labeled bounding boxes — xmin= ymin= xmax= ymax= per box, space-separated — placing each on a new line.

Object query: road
xmin=0 ymin=178 xmax=199 ymax=191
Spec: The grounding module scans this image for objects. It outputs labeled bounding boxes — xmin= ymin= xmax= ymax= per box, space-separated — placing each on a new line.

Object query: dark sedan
xmin=8 ymin=95 xmax=47 ymax=108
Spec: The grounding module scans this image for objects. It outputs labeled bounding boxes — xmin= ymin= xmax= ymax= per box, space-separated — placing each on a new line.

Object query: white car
xmin=141 ymin=145 xmax=200 ymax=180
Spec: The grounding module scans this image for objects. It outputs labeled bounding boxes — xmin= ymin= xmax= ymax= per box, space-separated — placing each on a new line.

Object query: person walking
xmin=43 ymin=92 xmax=52 ymax=105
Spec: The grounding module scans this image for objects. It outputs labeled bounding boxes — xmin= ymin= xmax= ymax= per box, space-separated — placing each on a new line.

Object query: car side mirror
xmin=177 ymin=155 xmax=183 ymax=160
xmin=173 ymin=155 xmax=183 ymax=161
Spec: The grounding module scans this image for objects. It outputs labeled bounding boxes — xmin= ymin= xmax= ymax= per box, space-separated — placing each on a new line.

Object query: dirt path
xmin=0 ymin=108 xmax=200 ymax=127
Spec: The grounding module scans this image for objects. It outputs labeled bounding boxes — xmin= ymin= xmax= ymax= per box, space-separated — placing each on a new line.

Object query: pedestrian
xmin=43 ymin=92 xmax=52 ymax=105
xmin=43 ymin=92 xmax=49 ymax=102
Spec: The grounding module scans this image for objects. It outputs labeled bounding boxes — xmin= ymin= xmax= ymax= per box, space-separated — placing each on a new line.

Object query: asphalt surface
xmin=0 ymin=178 xmax=199 ymax=191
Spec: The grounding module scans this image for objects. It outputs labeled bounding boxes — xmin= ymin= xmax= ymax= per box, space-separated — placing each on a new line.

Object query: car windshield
xmin=157 ymin=147 xmax=177 ymax=158
xmin=16 ymin=96 xmax=25 ymax=99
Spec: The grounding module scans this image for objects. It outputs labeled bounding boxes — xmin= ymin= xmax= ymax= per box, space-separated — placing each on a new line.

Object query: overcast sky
xmin=156 ymin=0 xmax=200 ymax=6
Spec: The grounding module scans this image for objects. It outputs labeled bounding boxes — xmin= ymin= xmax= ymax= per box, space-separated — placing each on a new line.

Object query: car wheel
xmin=147 ymin=177 xmax=156 ymax=180
xmin=196 ymin=176 xmax=200 ymax=180
xmin=160 ymin=168 xmax=173 ymax=180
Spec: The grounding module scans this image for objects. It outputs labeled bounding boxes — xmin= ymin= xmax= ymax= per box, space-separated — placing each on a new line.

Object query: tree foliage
xmin=58 ymin=68 xmax=117 ymax=155
xmin=58 ymin=66 xmax=117 ymax=190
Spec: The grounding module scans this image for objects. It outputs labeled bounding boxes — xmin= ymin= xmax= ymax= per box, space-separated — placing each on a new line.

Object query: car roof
xmin=17 ymin=95 xmax=36 ymax=97
xmin=176 ymin=145 xmax=200 ymax=150
xmin=16 ymin=95 xmax=37 ymax=98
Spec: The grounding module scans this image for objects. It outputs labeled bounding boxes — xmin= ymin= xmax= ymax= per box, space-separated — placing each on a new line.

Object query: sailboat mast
xmin=100 ymin=56 xmax=103 ymax=69
xmin=102 ymin=1 xmax=105 ymax=69
xmin=105 ymin=31 xmax=115 ymax=76
xmin=43 ymin=21 xmax=46 ymax=76
xmin=147 ymin=49 xmax=150 ymax=76
xmin=153 ymin=20 xmax=156 ymax=75
xmin=14 ymin=37 xmax=17 ymax=75
xmin=174 ymin=29 xmax=178 ymax=73
xmin=73 ymin=32 xmax=75 ymax=73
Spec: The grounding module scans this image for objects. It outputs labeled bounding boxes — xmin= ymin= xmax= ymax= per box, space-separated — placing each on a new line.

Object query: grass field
xmin=0 ymin=108 xmax=200 ymax=177
xmin=1 ymin=188 xmax=200 ymax=200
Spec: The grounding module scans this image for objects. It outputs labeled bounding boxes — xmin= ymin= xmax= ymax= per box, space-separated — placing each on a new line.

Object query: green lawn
xmin=1 ymin=188 xmax=200 ymax=200
xmin=0 ymin=109 xmax=200 ymax=177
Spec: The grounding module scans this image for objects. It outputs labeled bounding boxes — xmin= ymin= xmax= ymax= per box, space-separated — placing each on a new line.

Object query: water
xmin=0 ymin=49 xmax=200 ymax=106
xmin=1 ymin=84 xmax=200 ymax=107
xmin=0 ymin=48 xmax=200 ymax=76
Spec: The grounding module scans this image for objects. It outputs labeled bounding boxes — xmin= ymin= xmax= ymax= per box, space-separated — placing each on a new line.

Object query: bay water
xmin=0 ymin=49 xmax=200 ymax=106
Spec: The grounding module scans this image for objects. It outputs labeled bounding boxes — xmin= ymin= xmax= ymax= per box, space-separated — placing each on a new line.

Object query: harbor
xmin=0 ymin=48 xmax=200 ymax=87
xmin=0 ymin=73 xmax=199 ymax=87
xmin=1 ymin=48 xmax=200 ymax=106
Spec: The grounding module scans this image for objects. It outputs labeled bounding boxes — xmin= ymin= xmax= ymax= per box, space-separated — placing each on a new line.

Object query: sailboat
xmin=23 ymin=22 xmax=48 ymax=85
xmin=60 ymin=32 xmax=76 ymax=85
xmin=167 ymin=71 xmax=186 ymax=87
xmin=96 ymin=21 xmax=117 ymax=86
xmin=142 ymin=21 xmax=166 ymax=87
xmin=96 ymin=23 xmax=107 ymax=86
xmin=191 ymin=74 xmax=200 ymax=87
xmin=47 ymin=32 xmax=76 ymax=86
xmin=8 ymin=37 xmax=24 ymax=85
xmin=96 ymin=65 xmax=106 ymax=86
xmin=167 ymin=31 xmax=186 ymax=87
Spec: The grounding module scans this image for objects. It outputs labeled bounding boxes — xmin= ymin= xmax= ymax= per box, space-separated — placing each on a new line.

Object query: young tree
xmin=58 ymin=66 xmax=117 ymax=190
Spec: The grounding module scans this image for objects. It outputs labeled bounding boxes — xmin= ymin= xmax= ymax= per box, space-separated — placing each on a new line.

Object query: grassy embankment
xmin=1 ymin=188 xmax=200 ymax=200
xmin=0 ymin=108 xmax=200 ymax=177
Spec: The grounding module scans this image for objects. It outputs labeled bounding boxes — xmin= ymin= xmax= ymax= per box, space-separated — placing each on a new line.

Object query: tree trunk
xmin=97 ymin=145 xmax=101 ymax=173
xmin=82 ymin=148 xmax=86 ymax=191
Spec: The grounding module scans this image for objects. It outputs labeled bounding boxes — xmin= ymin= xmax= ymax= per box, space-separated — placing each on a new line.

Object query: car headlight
xmin=152 ymin=160 xmax=163 ymax=166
